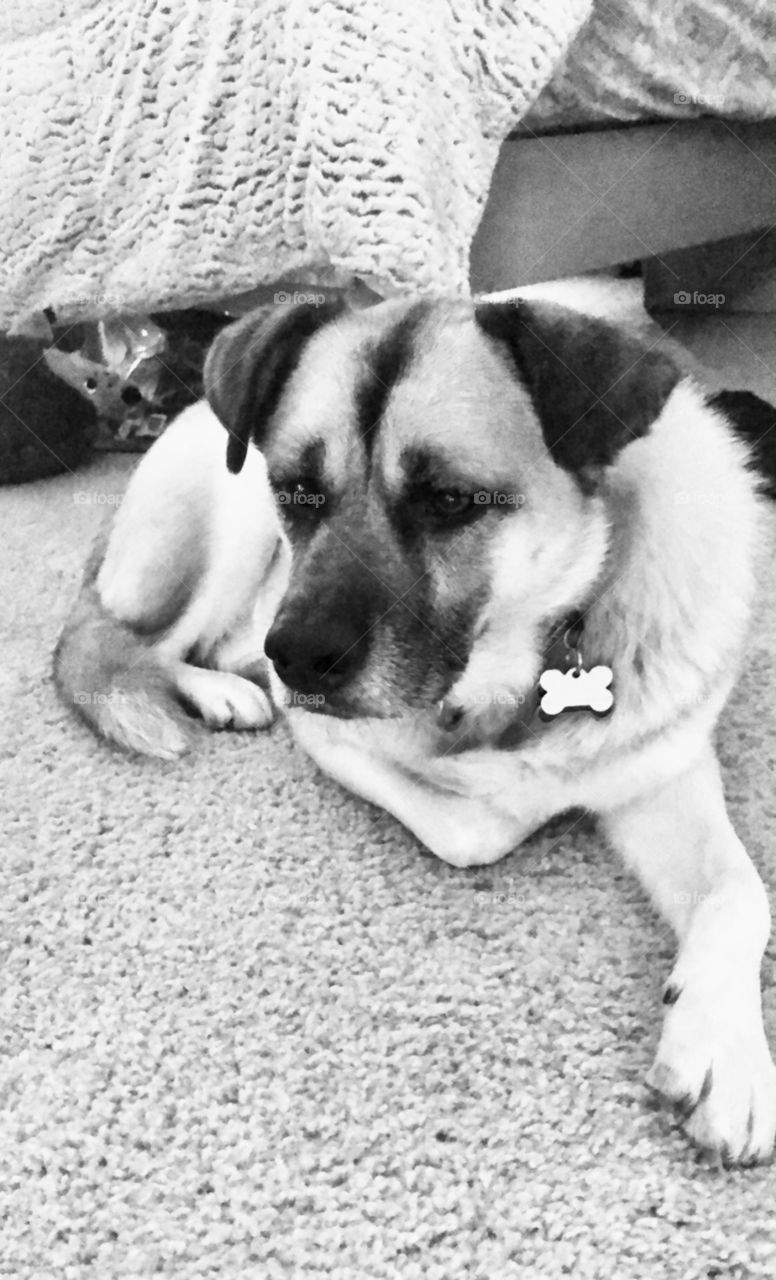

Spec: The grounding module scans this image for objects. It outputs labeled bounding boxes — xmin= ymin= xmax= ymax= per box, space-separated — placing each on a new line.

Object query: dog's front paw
xmin=176 ymin=667 xmax=276 ymax=732
xmin=647 ymin=975 xmax=776 ymax=1165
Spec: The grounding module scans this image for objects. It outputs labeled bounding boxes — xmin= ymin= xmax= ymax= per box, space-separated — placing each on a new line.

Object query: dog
xmin=55 ymin=293 xmax=776 ymax=1165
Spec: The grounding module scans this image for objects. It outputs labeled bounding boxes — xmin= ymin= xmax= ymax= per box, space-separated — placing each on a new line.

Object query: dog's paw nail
xmin=437 ymin=699 xmax=464 ymax=731
xmin=662 ymin=982 xmax=682 ymax=1006
xmin=698 ymin=1065 xmax=714 ymax=1104
xmin=676 ymin=1092 xmax=700 ymax=1119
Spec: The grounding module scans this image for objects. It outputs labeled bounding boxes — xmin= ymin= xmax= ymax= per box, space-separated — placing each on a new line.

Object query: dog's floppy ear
xmin=475 ymin=299 xmax=681 ymax=480
xmin=708 ymin=388 xmax=776 ymax=498
xmin=204 ymin=299 xmax=346 ymax=473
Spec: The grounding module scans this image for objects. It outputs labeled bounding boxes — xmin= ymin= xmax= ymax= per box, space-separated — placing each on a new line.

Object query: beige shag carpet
xmin=2 ymin=359 xmax=776 ymax=1277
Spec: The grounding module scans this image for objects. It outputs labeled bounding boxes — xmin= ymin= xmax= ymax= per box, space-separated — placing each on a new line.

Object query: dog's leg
xmin=336 ymin=757 xmax=528 ymax=867
xmin=172 ymin=662 xmax=274 ymax=731
xmin=59 ymin=406 xmax=287 ymax=755
xmin=601 ymin=746 xmax=776 ymax=1164
xmin=163 ymin=545 xmax=291 ymax=734
xmin=289 ymin=716 xmax=534 ymax=866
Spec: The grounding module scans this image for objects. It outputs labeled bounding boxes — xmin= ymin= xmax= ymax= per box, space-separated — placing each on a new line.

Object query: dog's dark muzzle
xmin=263 ymin=520 xmax=405 ymax=709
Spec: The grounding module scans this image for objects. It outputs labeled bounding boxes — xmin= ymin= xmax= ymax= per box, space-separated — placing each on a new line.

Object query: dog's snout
xmin=264 ymin=611 xmax=370 ymax=696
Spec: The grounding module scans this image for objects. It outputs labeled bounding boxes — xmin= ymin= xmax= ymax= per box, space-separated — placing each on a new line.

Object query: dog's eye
xmin=425 ymin=489 xmax=475 ymax=520
xmin=274 ymin=478 xmax=327 ymax=516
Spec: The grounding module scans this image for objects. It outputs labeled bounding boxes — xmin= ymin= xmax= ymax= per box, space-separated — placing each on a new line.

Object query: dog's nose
xmin=264 ymin=613 xmax=369 ymax=696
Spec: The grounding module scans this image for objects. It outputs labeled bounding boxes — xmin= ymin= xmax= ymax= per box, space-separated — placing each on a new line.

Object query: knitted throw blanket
xmin=0 ymin=0 xmax=590 ymax=331
xmin=2 ymin=0 xmax=775 ymax=332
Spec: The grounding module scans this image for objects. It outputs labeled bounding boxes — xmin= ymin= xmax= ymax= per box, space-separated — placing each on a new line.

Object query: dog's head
xmin=204 ymin=297 xmax=679 ymax=726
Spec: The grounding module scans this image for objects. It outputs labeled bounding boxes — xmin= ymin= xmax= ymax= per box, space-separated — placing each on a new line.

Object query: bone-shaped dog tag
xmin=539 ymin=665 xmax=614 ymax=718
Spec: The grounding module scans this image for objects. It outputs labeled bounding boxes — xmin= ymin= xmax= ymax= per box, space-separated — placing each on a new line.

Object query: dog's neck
xmin=496 ymin=381 xmax=760 ymax=751
xmin=581 ymin=381 xmax=759 ymax=722
xmin=491 ymin=603 xmax=599 ymax=750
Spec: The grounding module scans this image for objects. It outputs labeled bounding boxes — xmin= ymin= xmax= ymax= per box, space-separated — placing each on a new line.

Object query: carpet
xmin=2 ymin=390 xmax=776 ymax=1278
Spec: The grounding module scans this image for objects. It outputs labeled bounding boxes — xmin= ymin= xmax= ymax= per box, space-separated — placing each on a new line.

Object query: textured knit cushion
xmin=523 ymin=0 xmax=776 ymax=132
xmin=0 ymin=0 xmax=591 ymax=331
xmin=3 ymin=1 xmax=776 ymax=333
